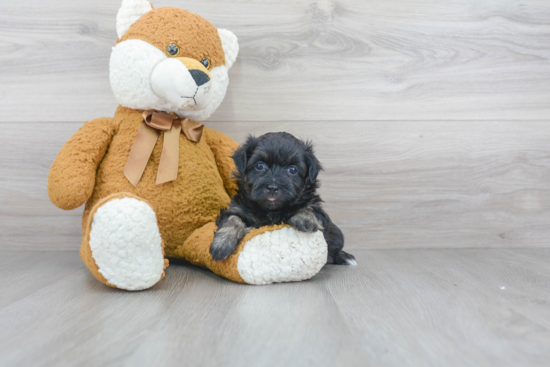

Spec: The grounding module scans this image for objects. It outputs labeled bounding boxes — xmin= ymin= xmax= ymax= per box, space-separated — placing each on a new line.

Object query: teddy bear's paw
xmin=236 ymin=227 xmax=328 ymax=285
xmin=89 ymin=197 xmax=165 ymax=291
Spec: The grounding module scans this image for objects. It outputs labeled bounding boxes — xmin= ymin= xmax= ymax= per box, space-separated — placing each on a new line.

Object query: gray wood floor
xmin=1 ymin=248 xmax=549 ymax=367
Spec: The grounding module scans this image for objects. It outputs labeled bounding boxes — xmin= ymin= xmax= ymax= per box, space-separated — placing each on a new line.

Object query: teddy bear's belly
xmin=84 ymin=130 xmax=231 ymax=256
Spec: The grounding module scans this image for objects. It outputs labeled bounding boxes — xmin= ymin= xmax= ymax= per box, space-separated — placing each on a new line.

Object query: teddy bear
xmin=47 ymin=0 xmax=328 ymax=290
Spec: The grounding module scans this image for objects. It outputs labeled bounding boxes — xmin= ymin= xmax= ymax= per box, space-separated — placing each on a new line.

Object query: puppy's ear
xmin=233 ymin=135 xmax=257 ymax=176
xmin=304 ymin=142 xmax=323 ymax=183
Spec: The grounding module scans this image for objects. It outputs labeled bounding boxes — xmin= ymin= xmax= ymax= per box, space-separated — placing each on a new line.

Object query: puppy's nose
xmin=189 ymin=69 xmax=210 ymax=86
xmin=267 ymin=184 xmax=279 ymax=194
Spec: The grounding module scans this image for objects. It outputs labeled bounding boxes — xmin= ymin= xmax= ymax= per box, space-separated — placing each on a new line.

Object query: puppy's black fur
xmin=210 ymin=132 xmax=355 ymax=266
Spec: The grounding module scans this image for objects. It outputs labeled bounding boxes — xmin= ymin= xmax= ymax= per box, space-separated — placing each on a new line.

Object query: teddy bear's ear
xmin=218 ymin=29 xmax=239 ymax=69
xmin=116 ymin=0 xmax=153 ymax=38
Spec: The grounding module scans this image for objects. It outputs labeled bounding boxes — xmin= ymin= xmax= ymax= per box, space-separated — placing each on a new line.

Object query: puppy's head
xmin=233 ymin=132 xmax=322 ymax=211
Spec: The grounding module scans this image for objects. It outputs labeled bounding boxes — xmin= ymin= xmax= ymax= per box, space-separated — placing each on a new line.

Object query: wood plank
xmin=0 ymin=251 xmax=83 ymax=309
xmin=323 ymin=248 xmax=550 ymax=366
xmin=0 ymin=252 xmax=367 ymax=367
xmin=1 ymin=0 xmax=550 ymax=122
xmin=1 ymin=120 xmax=549 ymax=250
xmin=0 ymin=249 xmax=549 ymax=366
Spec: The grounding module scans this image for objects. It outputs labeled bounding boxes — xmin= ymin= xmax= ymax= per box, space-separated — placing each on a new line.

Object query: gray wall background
xmin=1 ymin=0 xmax=549 ymax=250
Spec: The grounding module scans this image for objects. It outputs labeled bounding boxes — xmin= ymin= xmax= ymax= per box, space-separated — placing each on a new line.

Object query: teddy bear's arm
xmin=48 ymin=117 xmax=117 ymax=210
xmin=202 ymin=127 xmax=240 ymax=198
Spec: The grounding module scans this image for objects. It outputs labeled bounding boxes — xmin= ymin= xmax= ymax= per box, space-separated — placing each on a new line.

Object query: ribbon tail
xmin=181 ymin=118 xmax=204 ymax=142
xmin=156 ymin=120 xmax=182 ymax=185
xmin=124 ymin=122 xmax=160 ymax=187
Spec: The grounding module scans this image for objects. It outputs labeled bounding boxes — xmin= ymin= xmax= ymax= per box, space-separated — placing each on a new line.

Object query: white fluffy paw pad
xmin=237 ymin=227 xmax=328 ymax=285
xmin=89 ymin=197 xmax=165 ymax=291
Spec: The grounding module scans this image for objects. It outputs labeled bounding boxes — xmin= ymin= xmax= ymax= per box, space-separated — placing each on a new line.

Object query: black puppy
xmin=210 ymin=132 xmax=355 ymax=265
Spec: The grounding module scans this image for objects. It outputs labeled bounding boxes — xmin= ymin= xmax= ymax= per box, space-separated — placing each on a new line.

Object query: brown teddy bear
xmin=48 ymin=0 xmax=328 ymax=290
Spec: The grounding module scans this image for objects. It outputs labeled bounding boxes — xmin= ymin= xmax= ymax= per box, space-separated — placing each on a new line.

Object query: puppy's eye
xmin=201 ymin=58 xmax=211 ymax=69
xmin=255 ymin=162 xmax=267 ymax=171
xmin=167 ymin=43 xmax=180 ymax=57
xmin=288 ymin=166 xmax=298 ymax=175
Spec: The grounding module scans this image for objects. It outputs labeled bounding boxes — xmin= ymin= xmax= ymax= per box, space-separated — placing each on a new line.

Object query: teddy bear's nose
xmin=189 ymin=70 xmax=210 ymax=87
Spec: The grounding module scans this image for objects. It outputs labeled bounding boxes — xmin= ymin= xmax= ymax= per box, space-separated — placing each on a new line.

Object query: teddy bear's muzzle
xmin=150 ymin=57 xmax=213 ymax=110
xmin=174 ymin=57 xmax=211 ymax=80
xmin=189 ymin=70 xmax=210 ymax=86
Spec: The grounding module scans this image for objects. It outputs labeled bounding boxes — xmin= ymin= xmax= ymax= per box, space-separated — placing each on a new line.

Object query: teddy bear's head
xmin=110 ymin=0 xmax=239 ymax=122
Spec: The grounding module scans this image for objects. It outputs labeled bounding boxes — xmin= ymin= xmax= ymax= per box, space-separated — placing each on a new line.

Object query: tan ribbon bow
xmin=123 ymin=110 xmax=204 ymax=186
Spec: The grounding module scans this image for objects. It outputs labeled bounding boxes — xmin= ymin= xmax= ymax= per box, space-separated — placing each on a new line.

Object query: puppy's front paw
xmin=289 ymin=209 xmax=323 ymax=233
xmin=210 ymin=236 xmax=237 ymax=261
xmin=209 ymin=216 xmax=247 ymax=261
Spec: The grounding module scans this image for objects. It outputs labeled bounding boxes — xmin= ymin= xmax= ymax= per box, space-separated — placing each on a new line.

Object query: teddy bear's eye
xmin=167 ymin=43 xmax=180 ymax=57
xmin=201 ymin=58 xmax=210 ymax=69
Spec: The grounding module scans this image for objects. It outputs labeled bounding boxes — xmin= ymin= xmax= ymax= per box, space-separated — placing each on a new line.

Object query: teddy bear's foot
xmin=81 ymin=193 xmax=167 ymax=291
xmin=236 ymin=226 xmax=328 ymax=285
xmin=177 ymin=223 xmax=328 ymax=285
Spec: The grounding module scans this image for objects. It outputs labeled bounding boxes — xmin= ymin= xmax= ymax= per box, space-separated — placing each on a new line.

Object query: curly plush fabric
xmin=88 ymin=195 xmax=166 ymax=290
xmin=80 ymin=192 xmax=169 ymax=289
xmin=176 ymin=223 xmax=328 ymax=284
xmin=48 ymin=2 xmax=328 ymax=290
xmin=48 ymin=117 xmax=117 ymax=210
xmin=119 ymin=7 xmax=226 ymax=68
xmin=217 ymin=29 xmax=239 ymax=69
xmin=70 ymin=106 xmax=239 ymax=257
xmin=237 ymin=227 xmax=328 ymax=285
xmin=116 ymin=0 xmax=153 ymax=38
